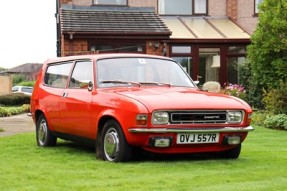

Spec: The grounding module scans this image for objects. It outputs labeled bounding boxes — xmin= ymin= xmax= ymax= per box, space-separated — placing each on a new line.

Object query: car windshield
xmin=97 ymin=57 xmax=195 ymax=88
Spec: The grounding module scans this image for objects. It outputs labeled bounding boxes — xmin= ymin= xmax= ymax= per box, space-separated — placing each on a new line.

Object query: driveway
xmin=0 ymin=113 xmax=34 ymax=137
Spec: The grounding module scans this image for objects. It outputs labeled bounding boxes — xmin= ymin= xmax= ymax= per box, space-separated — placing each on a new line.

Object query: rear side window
xmin=21 ymin=87 xmax=33 ymax=93
xmin=44 ymin=62 xmax=73 ymax=88
xmin=69 ymin=61 xmax=93 ymax=89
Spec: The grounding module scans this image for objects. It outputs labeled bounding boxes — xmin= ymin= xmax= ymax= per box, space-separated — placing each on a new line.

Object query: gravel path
xmin=0 ymin=113 xmax=34 ymax=137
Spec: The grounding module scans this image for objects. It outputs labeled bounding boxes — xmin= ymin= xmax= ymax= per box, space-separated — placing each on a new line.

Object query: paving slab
xmin=0 ymin=113 xmax=34 ymax=137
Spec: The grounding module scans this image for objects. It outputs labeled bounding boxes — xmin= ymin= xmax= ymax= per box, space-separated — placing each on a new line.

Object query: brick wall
xmin=146 ymin=41 xmax=169 ymax=57
xmin=129 ymin=0 xmax=157 ymax=10
xmin=61 ymin=39 xmax=89 ymax=56
xmin=60 ymin=0 xmax=72 ymax=5
xmin=0 ymin=76 xmax=12 ymax=95
xmin=72 ymin=0 xmax=91 ymax=6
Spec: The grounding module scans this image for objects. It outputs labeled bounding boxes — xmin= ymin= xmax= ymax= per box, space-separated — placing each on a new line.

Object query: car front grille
xmin=170 ymin=110 xmax=227 ymax=124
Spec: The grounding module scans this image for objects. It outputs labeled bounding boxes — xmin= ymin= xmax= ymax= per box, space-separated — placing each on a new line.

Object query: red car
xmin=30 ymin=54 xmax=253 ymax=162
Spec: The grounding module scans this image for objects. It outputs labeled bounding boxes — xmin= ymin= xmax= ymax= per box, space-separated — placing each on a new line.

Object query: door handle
xmin=62 ymin=92 xmax=68 ymax=98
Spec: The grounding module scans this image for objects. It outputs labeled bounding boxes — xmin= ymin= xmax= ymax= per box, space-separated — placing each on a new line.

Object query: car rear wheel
xmin=100 ymin=119 xmax=132 ymax=162
xmin=36 ymin=114 xmax=57 ymax=147
xmin=221 ymin=144 xmax=241 ymax=159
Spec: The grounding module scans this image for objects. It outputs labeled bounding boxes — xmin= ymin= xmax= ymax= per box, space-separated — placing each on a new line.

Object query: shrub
xmin=223 ymin=83 xmax=248 ymax=102
xmin=12 ymin=74 xmax=26 ymax=85
xmin=0 ymin=93 xmax=30 ymax=106
xmin=262 ymin=81 xmax=287 ymax=114
xmin=252 ymin=111 xmax=270 ymax=126
xmin=263 ymin=114 xmax=287 ymax=130
xmin=17 ymin=81 xmax=36 ymax=87
xmin=0 ymin=104 xmax=30 ymax=117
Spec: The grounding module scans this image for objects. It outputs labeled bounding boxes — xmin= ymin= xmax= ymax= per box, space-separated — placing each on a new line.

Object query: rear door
xmin=42 ymin=62 xmax=73 ymax=131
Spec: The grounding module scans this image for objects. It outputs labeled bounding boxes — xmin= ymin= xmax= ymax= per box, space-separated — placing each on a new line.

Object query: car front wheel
xmin=36 ymin=114 xmax=57 ymax=147
xmin=100 ymin=119 xmax=132 ymax=162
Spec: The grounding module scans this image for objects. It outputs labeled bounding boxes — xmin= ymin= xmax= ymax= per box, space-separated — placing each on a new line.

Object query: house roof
xmin=5 ymin=63 xmax=43 ymax=74
xmin=161 ymin=16 xmax=250 ymax=41
xmin=60 ymin=5 xmax=171 ymax=37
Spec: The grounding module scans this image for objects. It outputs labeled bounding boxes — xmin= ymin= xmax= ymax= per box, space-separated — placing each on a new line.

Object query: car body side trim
xmin=129 ymin=126 xmax=254 ymax=133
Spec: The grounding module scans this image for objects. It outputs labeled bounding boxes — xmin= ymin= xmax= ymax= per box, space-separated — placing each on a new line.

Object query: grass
xmin=0 ymin=126 xmax=286 ymax=191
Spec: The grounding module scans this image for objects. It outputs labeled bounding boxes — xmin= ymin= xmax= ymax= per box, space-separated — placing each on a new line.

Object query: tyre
xmin=99 ymin=119 xmax=132 ymax=162
xmin=221 ymin=144 xmax=241 ymax=159
xmin=36 ymin=114 xmax=57 ymax=147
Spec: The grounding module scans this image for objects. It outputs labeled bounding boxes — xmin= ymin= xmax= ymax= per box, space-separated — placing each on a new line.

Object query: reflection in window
xmin=69 ymin=61 xmax=93 ymax=89
xmin=172 ymin=46 xmax=191 ymax=54
xmin=228 ymin=46 xmax=246 ymax=54
xmin=172 ymin=57 xmax=192 ymax=77
xmin=90 ymin=45 xmax=114 ymax=53
xmin=158 ymin=0 xmax=207 ymax=15
xmin=194 ymin=0 xmax=207 ymax=14
xmin=198 ymin=48 xmax=220 ymax=86
xmin=227 ymin=57 xmax=246 ymax=84
xmin=44 ymin=62 xmax=73 ymax=88
xmin=97 ymin=58 xmax=194 ymax=87
xmin=255 ymin=0 xmax=263 ymax=14
xmin=90 ymin=44 xmax=144 ymax=53
xmin=93 ymin=0 xmax=127 ymax=5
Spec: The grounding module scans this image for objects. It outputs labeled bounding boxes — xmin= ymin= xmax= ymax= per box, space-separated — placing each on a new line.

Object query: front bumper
xmin=129 ymin=126 xmax=254 ymax=133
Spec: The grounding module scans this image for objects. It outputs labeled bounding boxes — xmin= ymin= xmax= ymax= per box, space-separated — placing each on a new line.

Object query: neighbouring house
xmin=0 ymin=63 xmax=43 ymax=96
xmin=56 ymin=0 xmax=262 ymax=86
xmin=2 ymin=63 xmax=43 ymax=82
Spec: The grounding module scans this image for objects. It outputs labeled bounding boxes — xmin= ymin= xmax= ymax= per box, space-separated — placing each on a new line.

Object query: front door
xmin=60 ymin=60 xmax=94 ymax=139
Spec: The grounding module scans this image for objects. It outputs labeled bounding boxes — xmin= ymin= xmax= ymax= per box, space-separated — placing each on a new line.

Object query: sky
xmin=0 ymin=0 xmax=56 ymax=69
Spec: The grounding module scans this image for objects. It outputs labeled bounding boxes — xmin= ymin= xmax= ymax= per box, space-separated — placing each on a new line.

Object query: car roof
xmin=44 ymin=53 xmax=174 ymax=65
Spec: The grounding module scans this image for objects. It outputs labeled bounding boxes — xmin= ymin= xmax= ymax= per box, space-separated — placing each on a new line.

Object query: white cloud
xmin=0 ymin=0 xmax=56 ymax=69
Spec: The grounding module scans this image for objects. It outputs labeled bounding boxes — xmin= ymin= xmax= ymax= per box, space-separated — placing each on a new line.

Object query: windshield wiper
xmin=139 ymin=82 xmax=171 ymax=87
xmin=99 ymin=80 xmax=140 ymax=87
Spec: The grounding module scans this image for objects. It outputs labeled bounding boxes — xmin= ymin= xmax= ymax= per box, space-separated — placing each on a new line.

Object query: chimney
xmin=226 ymin=0 xmax=237 ymax=21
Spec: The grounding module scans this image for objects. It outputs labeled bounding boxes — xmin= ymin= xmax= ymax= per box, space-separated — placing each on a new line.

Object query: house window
xmin=172 ymin=46 xmax=192 ymax=54
xmin=158 ymin=0 xmax=207 ymax=15
xmin=227 ymin=57 xmax=247 ymax=85
xmin=255 ymin=0 xmax=263 ymax=14
xmin=93 ymin=0 xmax=127 ymax=5
xmin=90 ymin=44 xmax=144 ymax=53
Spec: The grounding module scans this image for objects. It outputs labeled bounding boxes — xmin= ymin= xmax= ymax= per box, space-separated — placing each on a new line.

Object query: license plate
xmin=176 ymin=133 xmax=219 ymax=144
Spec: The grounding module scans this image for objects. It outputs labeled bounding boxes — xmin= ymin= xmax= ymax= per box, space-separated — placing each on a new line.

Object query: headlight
xmin=226 ymin=111 xmax=243 ymax=124
xmin=152 ymin=111 xmax=169 ymax=125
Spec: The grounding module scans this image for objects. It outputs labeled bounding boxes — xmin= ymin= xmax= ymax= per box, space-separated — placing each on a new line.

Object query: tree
xmin=247 ymin=0 xmax=287 ymax=108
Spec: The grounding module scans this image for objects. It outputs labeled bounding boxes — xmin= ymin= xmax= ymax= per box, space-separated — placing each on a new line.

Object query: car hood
xmin=111 ymin=87 xmax=250 ymax=112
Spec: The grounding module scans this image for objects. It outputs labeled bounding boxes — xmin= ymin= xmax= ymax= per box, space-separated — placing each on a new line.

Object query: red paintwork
xmin=31 ymin=54 xmax=253 ymax=155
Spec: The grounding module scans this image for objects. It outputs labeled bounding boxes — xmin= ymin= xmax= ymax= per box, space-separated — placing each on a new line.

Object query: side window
xmin=69 ymin=61 xmax=93 ymax=89
xmin=93 ymin=0 xmax=127 ymax=5
xmin=44 ymin=62 xmax=73 ymax=88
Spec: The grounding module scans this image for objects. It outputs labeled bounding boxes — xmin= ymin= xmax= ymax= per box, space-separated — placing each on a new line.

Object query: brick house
xmin=56 ymin=0 xmax=261 ymax=86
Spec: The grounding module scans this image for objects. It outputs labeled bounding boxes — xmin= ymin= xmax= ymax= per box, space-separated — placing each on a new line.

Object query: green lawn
xmin=0 ymin=126 xmax=286 ymax=191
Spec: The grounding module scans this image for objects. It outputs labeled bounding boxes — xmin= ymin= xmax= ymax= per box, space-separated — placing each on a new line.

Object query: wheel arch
xmin=97 ymin=115 xmax=120 ymax=139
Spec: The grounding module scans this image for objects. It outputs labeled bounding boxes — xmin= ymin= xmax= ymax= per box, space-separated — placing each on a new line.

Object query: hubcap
xmin=38 ymin=119 xmax=47 ymax=146
xmin=104 ymin=128 xmax=119 ymax=161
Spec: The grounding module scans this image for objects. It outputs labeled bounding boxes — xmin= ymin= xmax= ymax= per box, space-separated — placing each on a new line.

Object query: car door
xmin=42 ymin=62 xmax=73 ymax=131
xmin=59 ymin=60 xmax=94 ymax=139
